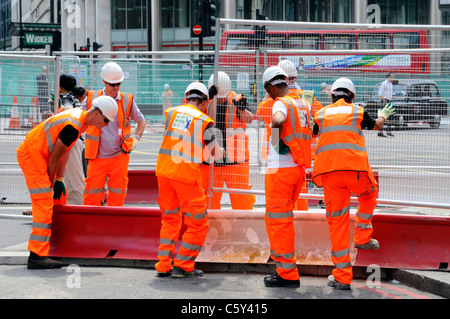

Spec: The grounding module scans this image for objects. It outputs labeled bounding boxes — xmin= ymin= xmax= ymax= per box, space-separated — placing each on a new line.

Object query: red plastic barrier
xmin=126 ymin=170 xmax=159 ymax=204
xmin=354 ymin=213 xmax=450 ymax=270
xmin=49 ymin=205 xmax=164 ymax=260
xmin=49 ymin=205 xmax=450 ymax=270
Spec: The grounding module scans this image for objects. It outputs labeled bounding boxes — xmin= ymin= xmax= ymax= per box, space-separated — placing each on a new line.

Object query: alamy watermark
xmin=66 ymin=264 xmax=81 ymax=289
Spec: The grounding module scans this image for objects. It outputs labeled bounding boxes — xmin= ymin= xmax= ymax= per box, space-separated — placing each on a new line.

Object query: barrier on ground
xmin=49 ymin=205 xmax=450 ymax=270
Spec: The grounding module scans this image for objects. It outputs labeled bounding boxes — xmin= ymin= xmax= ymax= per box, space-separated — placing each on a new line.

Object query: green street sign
xmin=23 ymin=32 xmax=54 ymax=46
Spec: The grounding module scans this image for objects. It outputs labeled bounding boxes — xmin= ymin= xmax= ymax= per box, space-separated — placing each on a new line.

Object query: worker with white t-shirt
xmin=261 ymin=66 xmax=312 ymax=288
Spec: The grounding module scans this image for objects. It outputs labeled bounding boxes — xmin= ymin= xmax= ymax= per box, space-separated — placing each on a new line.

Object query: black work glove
xmin=209 ymin=85 xmax=218 ymax=100
xmin=53 ymin=179 xmax=66 ymax=200
xmin=234 ymin=94 xmax=248 ymax=111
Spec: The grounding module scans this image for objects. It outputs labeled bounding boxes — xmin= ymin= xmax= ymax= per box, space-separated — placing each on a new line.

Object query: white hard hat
xmin=277 ymin=60 xmax=298 ymax=78
xmin=331 ymin=77 xmax=356 ymax=96
xmin=92 ymin=95 xmax=118 ymax=122
xmin=101 ymin=62 xmax=124 ymax=84
xmin=208 ymin=71 xmax=231 ymax=98
xmin=185 ymin=81 xmax=209 ymax=100
xmin=263 ymin=66 xmax=287 ymax=88
xmin=164 ymin=83 xmax=170 ymax=90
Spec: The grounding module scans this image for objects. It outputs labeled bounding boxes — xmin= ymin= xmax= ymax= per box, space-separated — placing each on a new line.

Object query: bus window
xmin=323 ymin=34 xmax=356 ymax=50
xmin=288 ymin=34 xmax=321 ymax=50
xmin=226 ymin=35 xmax=250 ymax=50
xmin=393 ymin=33 xmax=420 ymax=49
xmin=260 ymin=34 xmax=287 ymax=49
xmin=358 ymin=34 xmax=390 ymax=49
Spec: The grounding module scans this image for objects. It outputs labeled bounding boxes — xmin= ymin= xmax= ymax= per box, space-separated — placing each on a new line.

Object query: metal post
xmin=53 ymin=56 xmax=60 ymax=113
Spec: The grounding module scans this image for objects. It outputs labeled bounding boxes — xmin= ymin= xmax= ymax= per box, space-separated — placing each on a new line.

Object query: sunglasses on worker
xmin=96 ymin=109 xmax=110 ymax=124
xmin=106 ymin=82 xmax=121 ymax=87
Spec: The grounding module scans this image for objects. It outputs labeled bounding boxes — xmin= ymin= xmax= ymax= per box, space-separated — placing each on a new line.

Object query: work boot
xmin=171 ymin=266 xmax=204 ymax=278
xmin=387 ymin=132 xmax=394 ymax=137
xmin=327 ymin=275 xmax=351 ymax=290
xmin=156 ymin=267 xmax=173 ymax=277
xmin=27 ymin=252 xmax=63 ymax=269
xmin=355 ymin=238 xmax=380 ymax=250
xmin=378 ymin=132 xmax=387 ymax=137
xmin=264 ymin=273 xmax=300 ymax=288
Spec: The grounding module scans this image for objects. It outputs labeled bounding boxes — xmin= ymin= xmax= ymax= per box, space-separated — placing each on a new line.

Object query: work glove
xmin=208 ymin=85 xmax=218 ymax=100
xmin=302 ymin=90 xmax=315 ymax=107
xmin=233 ymin=94 xmax=248 ymax=111
xmin=127 ymin=136 xmax=140 ymax=154
xmin=53 ymin=177 xmax=66 ymax=200
xmin=48 ymin=94 xmax=55 ymax=106
xmin=378 ymin=103 xmax=397 ymax=120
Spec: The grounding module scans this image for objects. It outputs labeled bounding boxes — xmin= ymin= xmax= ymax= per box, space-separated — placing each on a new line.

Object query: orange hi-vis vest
xmin=312 ymin=98 xmax=373 ymax=187
xmin=21 ymin=108 xmax=87 ymax=172
xmin=156 ymin=104 xmax=214 ymax=185
xmin=207 ymin=91 xmax=249 ymax=163
xmin=84 ymin=90 xmax=134 ymax=159
xmin=276 ymin=92 xmax=312 ymax=167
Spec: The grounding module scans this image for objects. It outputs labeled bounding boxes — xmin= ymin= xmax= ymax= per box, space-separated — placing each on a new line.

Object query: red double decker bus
xmin=220 ymin=29 xmax=430 ymax=74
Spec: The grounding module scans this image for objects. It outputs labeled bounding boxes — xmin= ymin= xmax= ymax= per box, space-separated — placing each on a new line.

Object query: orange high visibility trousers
xmin=200 ymin=162 xmax=255 ymax=210
xmin=17 ymin=145 xmax=54 ymax=257
xmin=155 ymin=176 xmax=209 ymax=273
xmin=321 ymin=171 xmax=378 ymax=285
xmin=265 ymin=166 xmax=305 ymax=281
xmin=83 ymin=153 xmax=129 ymax=206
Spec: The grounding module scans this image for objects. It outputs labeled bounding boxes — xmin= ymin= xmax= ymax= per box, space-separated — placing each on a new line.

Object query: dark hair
xmin=73 ymin=85 xmax=87 ymax=99
xmin=60 ymin=74 xmax=77 ymax=92
xmin=386 ymin=72 xmax=393 ymax=78
xmin=331 ymin=88 xmax=354 ymax=104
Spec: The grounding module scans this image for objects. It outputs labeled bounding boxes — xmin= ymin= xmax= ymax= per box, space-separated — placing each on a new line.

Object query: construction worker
xmin=81 ymin=62 xmax=146 ymax=206
xmin=155 ymin=82 xmax=225 ymax=278
xmin=201 ymin=71 xmax=255 ymax=210
xmin=162 ymin=83 xmax=174 ymax=112
xmin=311 ymin=77 xmax=396 ymax=290
xmin=17 ymin=96 xmax=118 ymax=269
xmin=257 ymin=60 xmax=323 ymax=211
xmin=261 ymin=66 xmax=312 ymax=288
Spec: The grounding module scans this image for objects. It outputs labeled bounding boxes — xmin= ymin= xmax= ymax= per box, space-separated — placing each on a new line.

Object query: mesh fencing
xmin=0 ymin=19 xmax=449 ymax=209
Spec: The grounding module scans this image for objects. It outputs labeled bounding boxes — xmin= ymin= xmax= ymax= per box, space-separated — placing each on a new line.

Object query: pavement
xmin=0 ymin=205 xmax=449 ymax=299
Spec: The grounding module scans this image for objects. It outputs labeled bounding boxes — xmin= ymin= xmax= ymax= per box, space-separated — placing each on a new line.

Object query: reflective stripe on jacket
xmin=156 ymin=104 xmax=213 ymax=185
xmin=276 ymin=92 xmax=312 ymax=167
xmin=84 ymin=90 xmax=134 ymax=159
xmin=312 ymin=98 xmax=374 ymax=187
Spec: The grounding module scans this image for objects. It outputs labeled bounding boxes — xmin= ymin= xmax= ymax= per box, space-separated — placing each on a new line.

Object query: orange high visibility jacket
xmin=156 ymin=104 xmax=214 ymax=185
xmin=207 ymin=91 xmax=249 ymax=163
xmin=312 ymin=98 xmax=374 ymax=187
xmin=276 ymin=92 xmax=312 ymax=167
xmin=84 ymin=90 xmax=134 ymax=159
xmin=20 ymin=108 xmax=87 ymax=173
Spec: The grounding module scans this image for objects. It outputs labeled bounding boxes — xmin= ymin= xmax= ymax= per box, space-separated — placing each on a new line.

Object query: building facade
xmin=4 ymin=0 xmax=450 ymax=52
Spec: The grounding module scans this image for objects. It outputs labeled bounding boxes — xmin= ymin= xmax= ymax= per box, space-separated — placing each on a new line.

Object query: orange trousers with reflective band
xmin=155 ymin=176 xmax=209 ymax=273
xmin=321 ymin=171 xmax=378 ymax=285
xmin=83 ymin=153 xmax=129 ymax=206
xmin=200 ymin=162 xmax=255 ymax=210
xmin=265 ymin=166 xmax=305 ymax=281
xmin=17 ymin=145 xmax=54 ymax=257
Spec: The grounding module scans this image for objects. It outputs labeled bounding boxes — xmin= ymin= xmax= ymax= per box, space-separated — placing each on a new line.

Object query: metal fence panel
xmin=1 ymin=18 xmax=449 ymax=209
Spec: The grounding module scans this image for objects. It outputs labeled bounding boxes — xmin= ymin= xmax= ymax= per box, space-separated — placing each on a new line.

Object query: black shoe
xmin=156 ymin=268 xmax=172 ymax=277
xmin=171 ymin=266 xmax=204 ymax=278
xmin=27 ymin=252 xmax=63 ymax=269
xmin=378 ymin=132 xmax=387 ymax=137
xmin=387 ymin=132 xmax=394 ymax=137
xmin=264 ymin=273 xmax=300 ymax=288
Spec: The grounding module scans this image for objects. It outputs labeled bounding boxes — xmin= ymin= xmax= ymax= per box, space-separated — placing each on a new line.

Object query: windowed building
xmin=5 ymin=0 xmax=450 ymax=52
